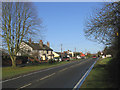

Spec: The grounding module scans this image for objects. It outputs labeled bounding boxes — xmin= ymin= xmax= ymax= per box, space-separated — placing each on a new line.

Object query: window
xmin=28 ymin=50 xmax=31 ymax=52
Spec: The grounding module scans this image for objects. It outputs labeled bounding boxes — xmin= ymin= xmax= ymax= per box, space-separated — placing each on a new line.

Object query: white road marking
xmin=59 ymin=68 xmax=68 ymax=72
xmin=73 ymin=59 xmax=97 ymax=89
xmin=0 ymin=76 xmax=22 ymax=84
xmin=69 ymin=59 xmax=92 ymax=69
xmin=1 ymin=59 xmax=90 ymax=84
xmin=40 ymin=73 xmax=55 ymax=80
xmin=20 ymin=83 xmax=32 ymax=88
xmin=73 ymin=69 xmax=89 ymax=89
xmin=1 ymin=63 xmax=72 ymax=83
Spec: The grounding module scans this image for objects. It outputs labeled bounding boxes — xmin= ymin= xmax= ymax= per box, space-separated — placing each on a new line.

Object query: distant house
xmin=63 ymin=50 xmax=74 ymax=58
xmin=80 ymin=52 xmax=85 ymax=57
xmin=53 ymin=52 xmax=60 ymax=58
xmin=55 ymin=52 xmax=62 ymax=57
xmin=68 ymin=50 xmax=74 ymax=57
xmin=53 ymin=50 xmax=74 ymax=58
xmin=17 ymin=39 xmax=54 ymax=60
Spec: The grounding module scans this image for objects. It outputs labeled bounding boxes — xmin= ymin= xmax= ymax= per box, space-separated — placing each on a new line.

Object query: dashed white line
xmin=20 ymin=83 xmax=32 ymax=88
xmin=1 ymin=62 xmax=74 ymax=83
xmin=1 ymin=59 xmax=90 ymax=84
xmin=59 ymin=68 xmax=68 ymax=72
xmin=0 ymin=76 xmax=22 ymax=84
xmin=40 ymin=73 xmax=55 ymax=80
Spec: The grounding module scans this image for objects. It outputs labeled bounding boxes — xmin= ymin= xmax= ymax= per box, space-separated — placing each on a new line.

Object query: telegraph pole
xmin=75 ymin=48 xmax=76 ymax=59
xmin=61 ymin=44 xmax=62 ymax=59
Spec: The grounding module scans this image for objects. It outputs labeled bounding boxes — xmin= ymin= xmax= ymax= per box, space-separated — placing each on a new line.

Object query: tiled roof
xmin=23 ymin=41 xmax=53 ymax=51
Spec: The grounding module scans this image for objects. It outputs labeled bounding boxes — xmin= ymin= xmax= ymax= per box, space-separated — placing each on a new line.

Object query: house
xmin=63 ymin=50 xmax=74 ymax=58
xmin=17 ymin=39 xmax=54 ymax=60
xmin=80 ymin=52 xmax=85 ymax=57
xmin=55 ymin=52 xmax=63 ymax=58
xmin=68 ymin=50 xmax=74 ymax=57
xmin=53 ymin=52 xmax=60 ymax=58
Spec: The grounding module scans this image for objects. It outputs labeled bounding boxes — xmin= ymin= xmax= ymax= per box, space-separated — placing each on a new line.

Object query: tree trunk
xmin=11 ymin=56 xmax=16 ymax=68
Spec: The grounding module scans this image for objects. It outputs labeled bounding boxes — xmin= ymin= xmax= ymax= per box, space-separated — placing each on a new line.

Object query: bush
xmin=16 ymin=56 xmax=28 ymax=64
xmin=48 ymin=59 xmax=55 ymax=64
xmin=2 ymin=56 xmax=28 ymax=66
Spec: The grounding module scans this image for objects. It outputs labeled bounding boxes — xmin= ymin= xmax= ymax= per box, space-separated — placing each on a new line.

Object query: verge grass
xmin=81 ymin=58 xmax=113 ymax=88
xmin=2 ymin=61 xmax=72 ymax=80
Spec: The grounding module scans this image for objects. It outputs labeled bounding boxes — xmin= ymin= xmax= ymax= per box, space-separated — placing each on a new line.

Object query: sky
xmin=33 ymin=2 xmax=106 ymax=54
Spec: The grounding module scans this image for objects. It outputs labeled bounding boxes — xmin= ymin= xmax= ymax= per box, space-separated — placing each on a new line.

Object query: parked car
xmin=92 ymin=55 xmax=97 ymax=58
xmin=54 ymin=57 xmax=59 ymax=61
xmin=54 ymin=57 xmax=62 ymax=62
xmin=62 ymin=57 xmax=70 ymax=61
xmin=102 ymin=55 xmax=105 ymax=58
xmin=77 ymin=55 xmax=81 ymax=59
xmin=59 ymin=58 xmax=62 ymax=62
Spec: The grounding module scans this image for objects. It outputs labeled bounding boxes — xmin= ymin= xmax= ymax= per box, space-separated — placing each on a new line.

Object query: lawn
xmin=2 ymin=60 xmax=77 ymax=80
xmin=81 ymin=58 xmax=113 ymax=88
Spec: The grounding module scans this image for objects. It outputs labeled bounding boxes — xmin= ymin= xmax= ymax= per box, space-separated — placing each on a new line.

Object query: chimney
xmin=29 ymin=38 xmax=31 ymax=44
xmin=47 ymin=42 xmax=50 ymax=47
xmin=39 ymin=40 xmax=43 ymax=47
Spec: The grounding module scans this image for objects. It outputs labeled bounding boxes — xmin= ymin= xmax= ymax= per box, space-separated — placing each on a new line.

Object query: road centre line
xmin=19 ymin=83 xmax=32 ymax=89
xmin=1 ymin=62 xmax=75 ymax=83
xmin=17 ymin=73 xmax=56 ymax=89
xmin=1 ymin=76 xmax=22 ymax=83
xmin=16 ymin=59 xmax=93 ymax=89
xmin=58 ymin=68 xmax=68 ymax=72
xmin=68 ymin=59 xmax=92 ymax=69
xmin=40 ymin=73 xmax=55 ymax=80
xmin=1 ymin=59 xmax=90 ymax=84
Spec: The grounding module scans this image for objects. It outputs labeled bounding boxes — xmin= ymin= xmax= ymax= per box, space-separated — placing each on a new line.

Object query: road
xmin=2 ymin=58 xmax=96 ymax=89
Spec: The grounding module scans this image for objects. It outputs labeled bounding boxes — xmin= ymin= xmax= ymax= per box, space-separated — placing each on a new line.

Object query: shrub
xmin=48 ymin=59 xmax=55 ymax=64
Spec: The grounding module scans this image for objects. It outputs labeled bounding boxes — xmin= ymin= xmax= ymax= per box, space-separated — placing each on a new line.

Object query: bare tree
xmin=84 ymin=2 xmax=120 ymax=57
xmin=1 ymin=2 xmax=42 ymax=68
xmin=84 ymin=2 xmax=120 ymax=45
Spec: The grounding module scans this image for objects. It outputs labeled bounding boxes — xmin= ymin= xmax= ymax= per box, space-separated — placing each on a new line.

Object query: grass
xmin=2 ymin=60 xmax=78 ymax=80
xmin=81 ymin=58 xmax=113 ymax=88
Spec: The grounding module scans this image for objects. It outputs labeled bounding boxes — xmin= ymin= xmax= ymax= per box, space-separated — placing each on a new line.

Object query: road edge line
xmin=73 ymin=58 xmax=99 ymax=89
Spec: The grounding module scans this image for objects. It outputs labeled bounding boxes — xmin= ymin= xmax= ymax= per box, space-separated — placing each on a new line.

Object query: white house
xmin=17 ymin=39 xmax=54 ymax=60
xmin=52 ymin=52 xmax=60 ymax=57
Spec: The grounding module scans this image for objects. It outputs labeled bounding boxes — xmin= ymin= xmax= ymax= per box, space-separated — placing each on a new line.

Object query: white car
xmin=77 ymin=56 xmax=81 ymax=59
xmin=102 ymin=55 xmax=106 ymax=58
xmin=54 ymin=57 xmax=62 ymax=62
xmin=59 ymin=58 xmax=62 ymax=62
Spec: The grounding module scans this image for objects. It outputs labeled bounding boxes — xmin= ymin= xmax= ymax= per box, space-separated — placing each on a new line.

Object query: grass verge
xmin=2 ymin=60 xmax=79 ymax=80
xmin=81 ymin=58 xmax=114 ymax=88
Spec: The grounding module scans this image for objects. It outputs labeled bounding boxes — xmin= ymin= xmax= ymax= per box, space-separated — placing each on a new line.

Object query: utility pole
xmin=61 ymin=44 xmax=62 ymax=59
xmin=75 ymin=48 xmax=76 ymax=59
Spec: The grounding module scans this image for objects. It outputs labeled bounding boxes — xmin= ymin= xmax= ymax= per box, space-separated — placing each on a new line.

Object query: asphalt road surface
xmin=2 ymin=58 xmax=97 ymax=89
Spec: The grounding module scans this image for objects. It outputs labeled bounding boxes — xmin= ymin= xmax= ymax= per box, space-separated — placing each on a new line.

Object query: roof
xmin=81 ymin=54 xmax=85 ymax=57
xmin=22 ymin=41 xmax=53 ymax=51
xmin=55 ymin=52 xmax=62 ymax=55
